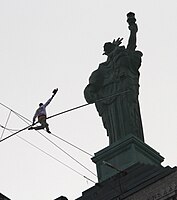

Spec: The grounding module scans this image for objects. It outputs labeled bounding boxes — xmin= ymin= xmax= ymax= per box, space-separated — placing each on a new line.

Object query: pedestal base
xmin=92 ymin=134 xmax=164 ymax=182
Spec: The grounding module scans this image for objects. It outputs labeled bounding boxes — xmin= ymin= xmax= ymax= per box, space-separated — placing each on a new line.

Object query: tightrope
xmin=0 ymin=90 xmax=129 ymax=142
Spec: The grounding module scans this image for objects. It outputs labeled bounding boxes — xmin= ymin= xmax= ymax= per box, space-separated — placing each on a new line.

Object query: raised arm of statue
xmin=127 ymin=12 xmax=138 ymax=51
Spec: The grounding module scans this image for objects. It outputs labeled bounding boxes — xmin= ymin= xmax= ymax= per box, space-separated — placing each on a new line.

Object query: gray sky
xmin=0 ymin=0 xmax=177 ymax=199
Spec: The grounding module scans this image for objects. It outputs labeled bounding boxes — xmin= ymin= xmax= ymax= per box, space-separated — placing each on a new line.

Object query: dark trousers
xmin=34 ymin=115 xmax=50 ymax=132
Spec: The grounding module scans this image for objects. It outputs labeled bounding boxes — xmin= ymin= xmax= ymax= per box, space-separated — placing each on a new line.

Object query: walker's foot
xmin=47 ymin=129 xmax=51 ymax=133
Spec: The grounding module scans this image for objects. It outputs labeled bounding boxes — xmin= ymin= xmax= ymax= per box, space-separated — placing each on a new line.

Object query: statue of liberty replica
xmin=73 ymin=14 xmax=174 ymax=200
xmin=84 ymin=13 xmax=164 ymax=183
xmin=84 ymin=12 xmax=144 ymax=145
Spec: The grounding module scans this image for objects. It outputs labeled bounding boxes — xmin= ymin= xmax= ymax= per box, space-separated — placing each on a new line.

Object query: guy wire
xmin=1 ymin=126 xmax=96 ymax=184
xmin=0 ymin=103 xmax=93 ymax=157
xmin=0 ymin=108 xmax=96 ymax=177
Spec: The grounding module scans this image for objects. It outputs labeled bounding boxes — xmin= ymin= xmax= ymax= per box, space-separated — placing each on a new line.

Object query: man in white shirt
xmin=28 ymin=88 xmax=58 ymax=133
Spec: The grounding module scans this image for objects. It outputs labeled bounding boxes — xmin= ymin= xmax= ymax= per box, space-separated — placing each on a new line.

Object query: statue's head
xmin=103 ymin=42 xmax=116 ymax=55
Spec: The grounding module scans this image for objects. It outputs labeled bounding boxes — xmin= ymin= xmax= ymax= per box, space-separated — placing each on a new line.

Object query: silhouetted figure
xmin=28 ymin=88 xmax=58 ymax=133
xmin=84 ymin=12 xmax=144 ymax=144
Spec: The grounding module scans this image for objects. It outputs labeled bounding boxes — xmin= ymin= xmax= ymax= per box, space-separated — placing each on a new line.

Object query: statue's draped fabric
xmin=84 ymin=46 xmax=144 ymax=144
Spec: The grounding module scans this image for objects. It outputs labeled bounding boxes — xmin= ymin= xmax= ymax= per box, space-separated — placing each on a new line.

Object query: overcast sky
xmin=0 ymin=0 xmax=177 ymax=200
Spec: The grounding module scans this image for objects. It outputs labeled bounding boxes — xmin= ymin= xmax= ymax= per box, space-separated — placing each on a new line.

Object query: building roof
xmin=76 ymin=163 xmax=177 ymax=200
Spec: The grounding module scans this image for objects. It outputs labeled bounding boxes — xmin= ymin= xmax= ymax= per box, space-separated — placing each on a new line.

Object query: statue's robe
xmin=84 ymin=47 xmax=144 ymax=144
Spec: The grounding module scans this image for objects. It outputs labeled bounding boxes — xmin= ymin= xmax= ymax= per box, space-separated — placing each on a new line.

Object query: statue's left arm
xmin=84 ymin=69 xmax=103 ymax=104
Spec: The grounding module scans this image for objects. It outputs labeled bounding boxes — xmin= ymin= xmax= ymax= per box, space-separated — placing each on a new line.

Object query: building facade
xmin=76 ymin=163 xmax=177 ymax=200
xmin=0 ymin=193 xmax=10 ymax=200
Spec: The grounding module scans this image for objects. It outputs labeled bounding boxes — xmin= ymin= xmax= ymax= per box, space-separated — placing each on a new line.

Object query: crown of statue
xmin=103 ymin=38 xmax=124 ymax=55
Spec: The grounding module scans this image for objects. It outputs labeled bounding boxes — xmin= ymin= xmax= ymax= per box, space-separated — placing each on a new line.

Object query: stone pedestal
xmin=92 ymin=134 xmax=164 ymax=182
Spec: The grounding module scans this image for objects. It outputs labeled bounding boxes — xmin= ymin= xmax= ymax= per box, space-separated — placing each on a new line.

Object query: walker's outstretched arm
xmin=44 ymin=88 xmax=58 ymax=107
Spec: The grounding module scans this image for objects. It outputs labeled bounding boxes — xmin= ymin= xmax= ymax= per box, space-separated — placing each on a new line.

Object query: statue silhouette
xmin=84 ymin=12 xmax=144 ymax=144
